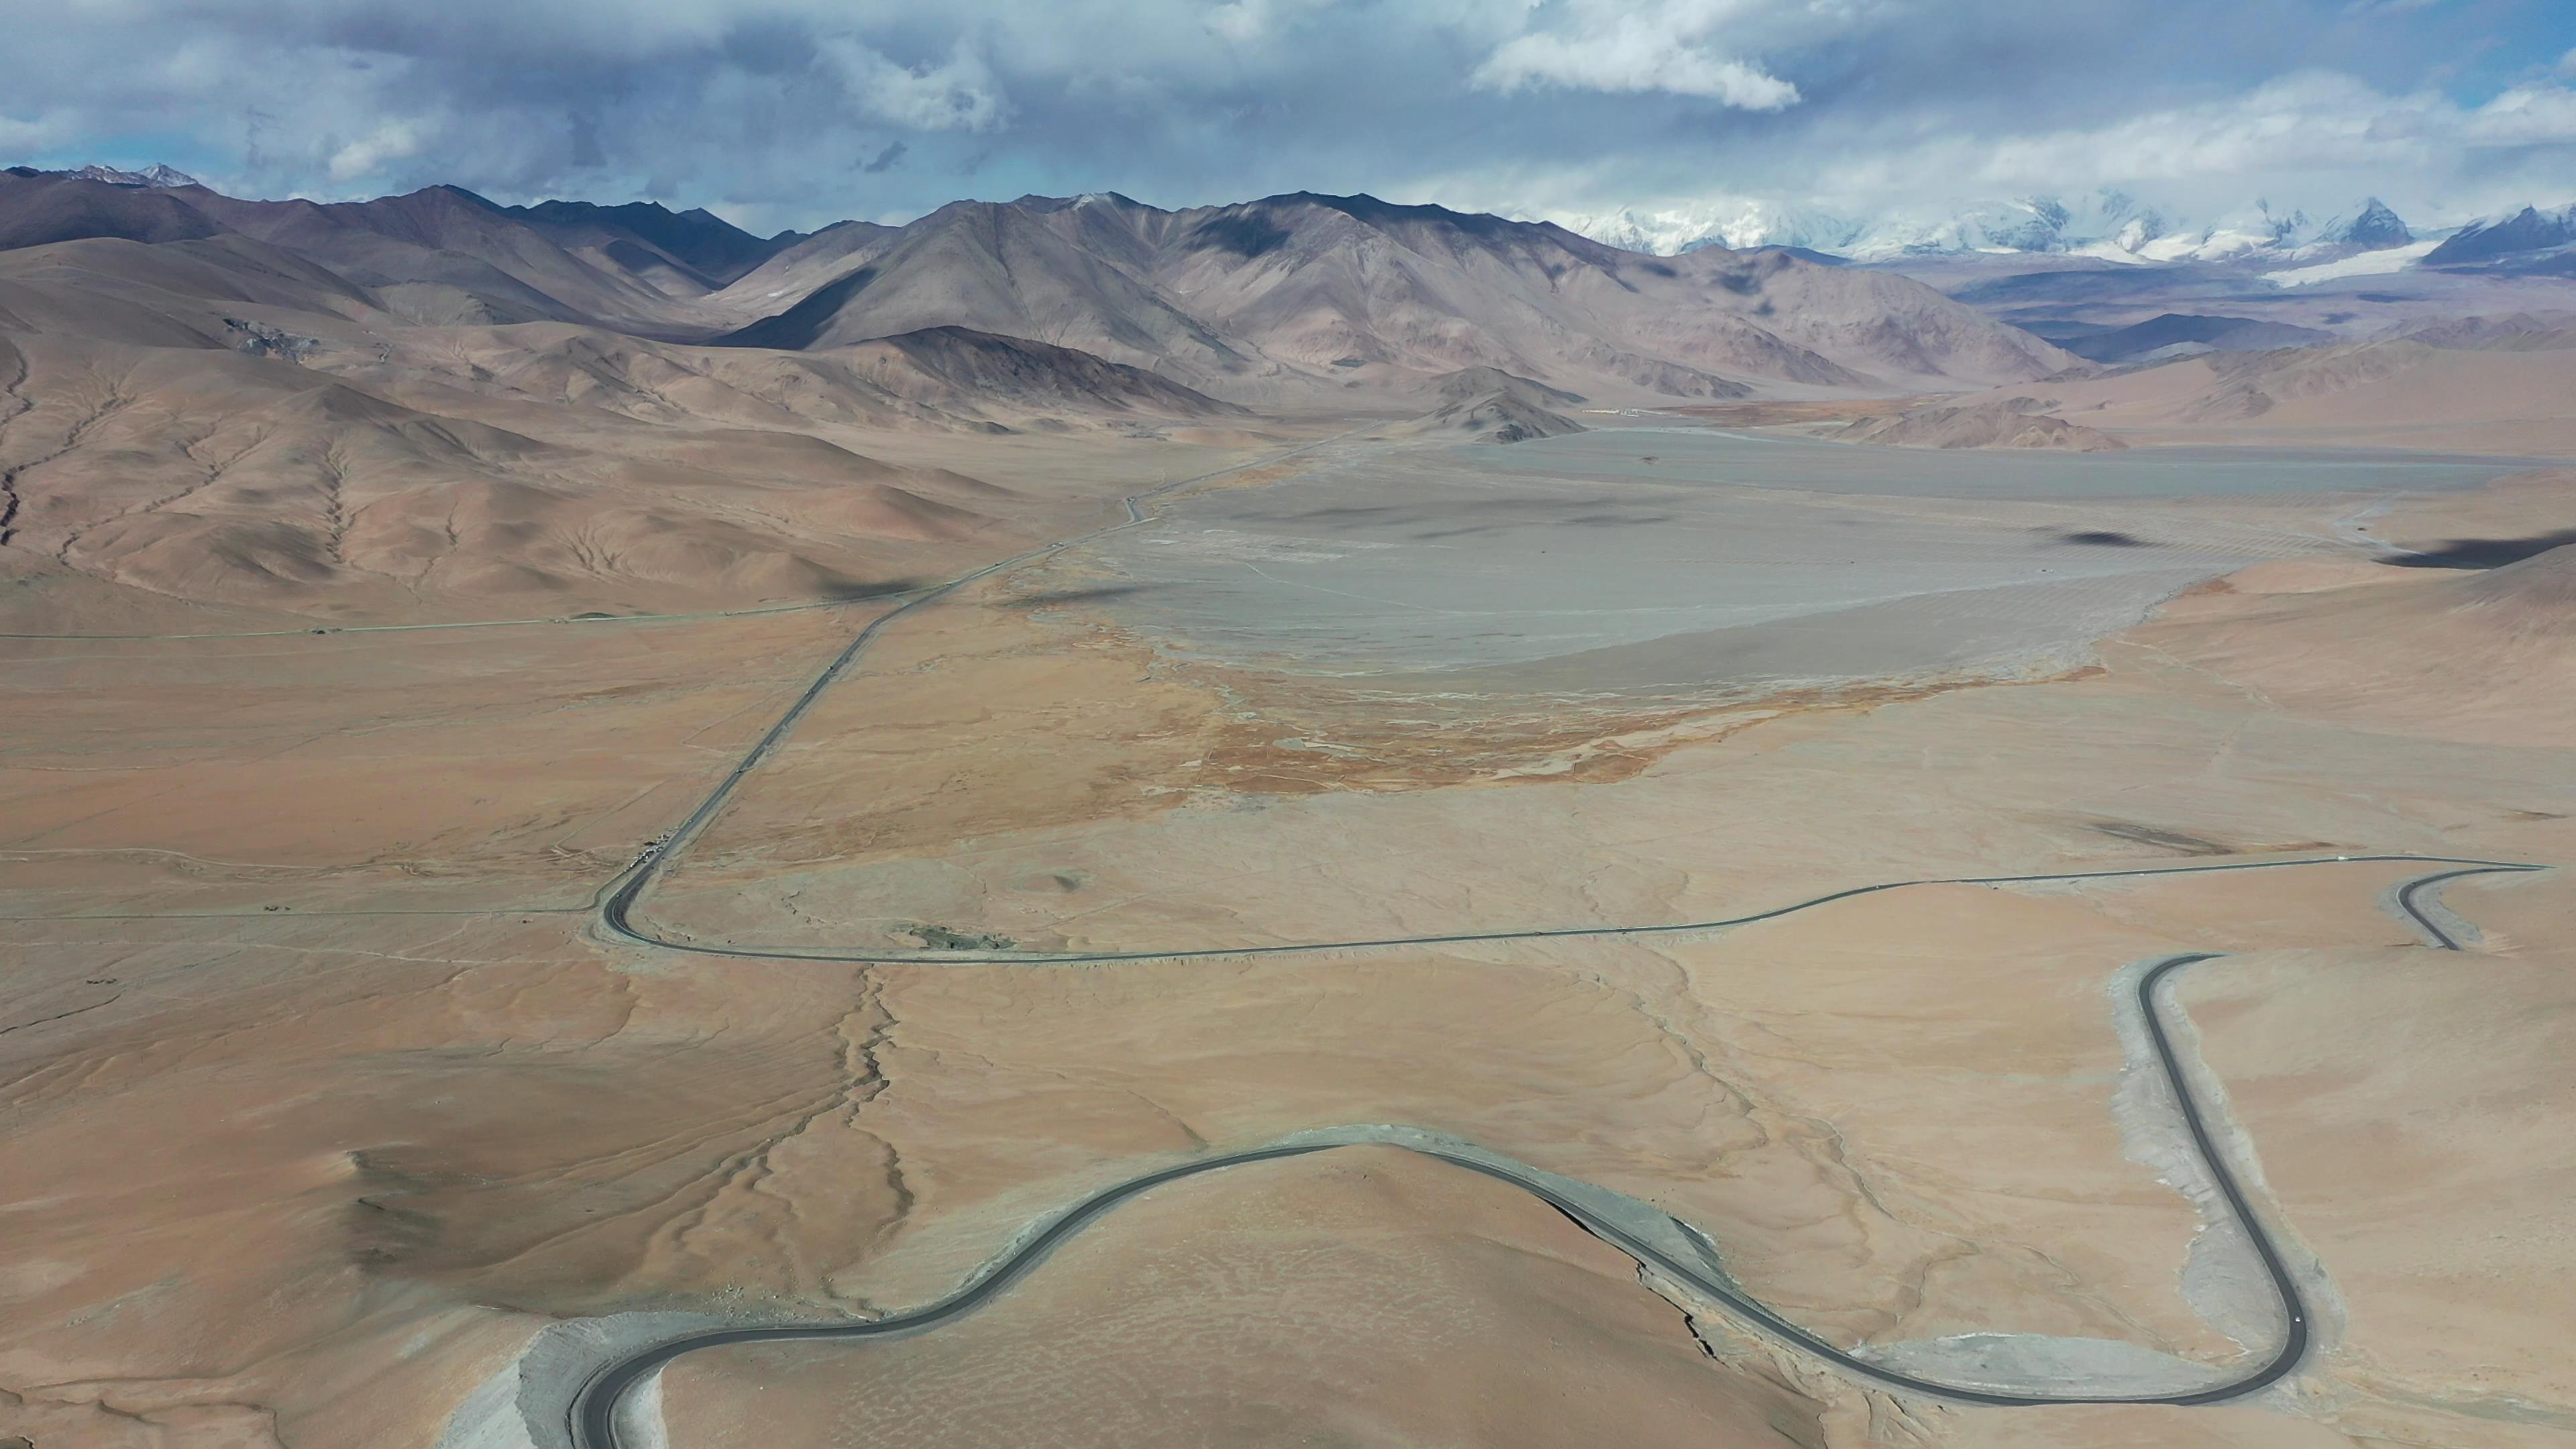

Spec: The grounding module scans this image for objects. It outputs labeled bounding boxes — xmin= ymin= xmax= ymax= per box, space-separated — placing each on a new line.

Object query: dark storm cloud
xmin=3 ymin=0 xmax=2571 ymax=233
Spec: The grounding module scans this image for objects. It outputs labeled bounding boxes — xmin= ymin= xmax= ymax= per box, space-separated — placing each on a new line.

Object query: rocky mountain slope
xmin=1835 ymin=396 xmax=2125 ymax=451
xmin=0 ymin=218 xmax=1243 ymax=616
xmin=2048 ymin=313 xmax=2337 ymax=364
xmin=706 ymin=190 xmax=2075 ymax=402
xmin=3 ymin=171 xmax=2079 ymax=407
xmin=0 ymin=168 xmax=809 ymax=331
xmin=2425 ymin=203 xmax=2576 ymax=276
xmin=1393 ymin=366 xmax=1590 ymax=443
xmin=0 ymin=167 xmax=2100 ymax=614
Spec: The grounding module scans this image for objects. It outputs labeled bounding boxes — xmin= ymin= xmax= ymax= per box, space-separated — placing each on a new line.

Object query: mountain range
xmin=7 ymin=161 xmax=2573 ymax=621
xmin=0 ymin=166 xmax=2075 ymax=402
xmin=1558 ymin=189 xmax=2573 ymax=278
xmin=2422 ymin=203 xmax=2576 ymax=276
xmin=0 ymin=161 xmax=2104 ymax=617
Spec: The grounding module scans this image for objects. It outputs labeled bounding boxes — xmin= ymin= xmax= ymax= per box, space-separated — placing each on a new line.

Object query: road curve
xmin=567 ymin=432 xmax=2552 ymax=1436
xmin=593 ymin=428 xmax=1366 ymax=952
xmin=608 ymin=851 xmax=2535 ymax=966
xmin=584 ymin=439 xmax=2528 ymax=971
xmin=569 ymin=859 xmax=2540 ymax=1448
xmin=2393 ymin=866 xmax=2506 ymax=950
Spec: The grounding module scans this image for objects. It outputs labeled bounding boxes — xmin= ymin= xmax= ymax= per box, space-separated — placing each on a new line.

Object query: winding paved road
xmin=564 ymin=435 xmax=2551 ymax=1441
xmin=570 ymin=859 xmax=2536 ymax=1449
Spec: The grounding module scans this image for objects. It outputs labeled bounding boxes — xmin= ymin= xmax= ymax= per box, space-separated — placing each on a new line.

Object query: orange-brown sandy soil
xmin=5 ymin=444 xmax=2573 ymax=1449
xmin=1801 ymin=333 xmax=2576 ymax=456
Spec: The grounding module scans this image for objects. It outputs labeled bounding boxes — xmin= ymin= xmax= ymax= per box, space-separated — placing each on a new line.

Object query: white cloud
xmin=1759 ymin=70 xmax=2576 ymax=209
xmin=1542 ymin=68 xmax=2576 ymax=249
xmin=1959 ymin=72 xmax=2576 ymax=189
xmin=2465 ymin=83 xmax=2576 ymax=145
xmin=1472 ymin=0 xmax=1801 ymax=110
xmin=819 ymin=36 xmax=1009 ymax=132
xmin=1203 ymin=0 xmax=1378 ymax=54
xmin=327 ymin=119 xmax=428 ymax=182
xmin=1205 ymin=0 xmax=1273 ymax=45
xmin=4 ymin=0 xmax=2569 ymax=235
xmin=0 ymin=111 xmax=66 ymax=152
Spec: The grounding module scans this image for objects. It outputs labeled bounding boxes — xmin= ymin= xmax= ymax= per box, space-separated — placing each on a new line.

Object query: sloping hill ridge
xmin=704 ymin=191 xmax=2079 ymax=401
xmin=2424 ymin=203 xmax=2576 ymax=274
xmin=1838 ymin=396 xmax=2126 ymax=451
xmin=1395 ymin=366 xmax=1590 ymax=443
xmin=1 ymin=171 xmax=2081 ymax=405
xmin=2055 ymin=313 xmax=2335 ymax=364
xmin=0 ymin=168 xmax=807 ymax=331
xmin=838 ymin=326 xmax=1246 ymax=417
xmin=714 ymin=198 xmax=1258 ymax=386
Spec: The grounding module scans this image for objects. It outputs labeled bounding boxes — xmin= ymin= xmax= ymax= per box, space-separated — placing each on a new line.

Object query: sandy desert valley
xmin=3 ymin=148 xmax=2575 ymax=1449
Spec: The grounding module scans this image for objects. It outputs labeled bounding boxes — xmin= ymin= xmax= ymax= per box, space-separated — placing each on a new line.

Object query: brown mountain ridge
xmin=5 ymin=170 xmax=2079 ymax=407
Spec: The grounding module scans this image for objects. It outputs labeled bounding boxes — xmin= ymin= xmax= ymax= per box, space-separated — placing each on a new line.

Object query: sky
xmin=5 ymin=0 xmax=2574 ymax=239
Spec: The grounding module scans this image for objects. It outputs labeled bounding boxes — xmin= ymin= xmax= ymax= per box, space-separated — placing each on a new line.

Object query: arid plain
xmin=3 ymin=170 xmax=2574 ymax=1449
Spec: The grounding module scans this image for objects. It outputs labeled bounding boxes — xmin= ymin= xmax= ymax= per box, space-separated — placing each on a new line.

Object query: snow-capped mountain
xmin=2424 ymin=202 xmax=2576 ymax=273
xmin=1556 ymin=200 xmax=1872 ymax=257
xmin=1921 ymin=191 xmax=2180 ymax=258
xmin=1558 ymin=190 xmax=2423 ymax=267
xmin=2315 ymin=198 xmax=2412 ymax=250
xmin=64 ymin=163 xmax=201 ymax=188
